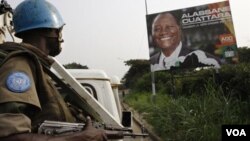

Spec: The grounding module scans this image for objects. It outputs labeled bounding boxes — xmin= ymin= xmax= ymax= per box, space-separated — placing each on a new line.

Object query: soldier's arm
xmin=0 ymin=56 xmax=106 ymax=141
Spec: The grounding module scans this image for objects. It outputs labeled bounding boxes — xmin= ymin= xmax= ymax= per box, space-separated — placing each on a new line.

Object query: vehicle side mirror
xmin=121 ymin=111 xmax=132 ymax=128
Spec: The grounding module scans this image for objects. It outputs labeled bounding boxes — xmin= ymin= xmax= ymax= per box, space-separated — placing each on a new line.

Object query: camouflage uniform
xmin=0 ymin=42 xmax=75 ymax=137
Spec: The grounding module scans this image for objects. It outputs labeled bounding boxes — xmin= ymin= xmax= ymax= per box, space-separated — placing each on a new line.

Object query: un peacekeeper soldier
xmin=0 ymin=0 xmax=107 ymax=141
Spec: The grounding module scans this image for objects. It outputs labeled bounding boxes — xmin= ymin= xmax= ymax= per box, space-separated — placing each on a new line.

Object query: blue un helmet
xmin=13 ymin=0 xmax=64 ymax=37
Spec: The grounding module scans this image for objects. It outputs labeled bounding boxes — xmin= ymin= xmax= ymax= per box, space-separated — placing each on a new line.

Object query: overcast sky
xmin=8 ymin=0 xmax=250 ymax=79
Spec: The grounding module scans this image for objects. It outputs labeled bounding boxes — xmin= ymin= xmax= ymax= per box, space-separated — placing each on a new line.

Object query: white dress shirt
xmin=151 ymin=42 xmax=185 ymax=71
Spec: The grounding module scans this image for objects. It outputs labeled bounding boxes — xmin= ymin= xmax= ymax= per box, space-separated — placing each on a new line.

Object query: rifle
xmin=38 ymin=120 xmax=149 ymax=139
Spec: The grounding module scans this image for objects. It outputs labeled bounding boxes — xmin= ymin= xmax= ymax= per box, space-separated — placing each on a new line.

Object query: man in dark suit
xmin=150 ymin=12 xmax=221 ymax=71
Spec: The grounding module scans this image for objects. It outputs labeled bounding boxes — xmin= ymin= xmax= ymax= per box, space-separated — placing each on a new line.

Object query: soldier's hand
xmin=80 ymin=116 xmax=108 ymax=141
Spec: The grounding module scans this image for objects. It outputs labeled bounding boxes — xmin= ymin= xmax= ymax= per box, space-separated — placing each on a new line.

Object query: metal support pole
xmin=151 ymin=71 xmax=156 ymax=104
xmin=170 ymin=70 xmax=176 ymax=98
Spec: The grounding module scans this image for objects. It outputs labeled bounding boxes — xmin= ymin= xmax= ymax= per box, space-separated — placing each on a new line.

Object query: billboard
xmin=146 ymin=1 xmax=238 ymax=72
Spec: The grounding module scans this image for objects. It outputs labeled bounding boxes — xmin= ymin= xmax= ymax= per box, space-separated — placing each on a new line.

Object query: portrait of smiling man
xmin=149 ymin=12 xmax=221 ymax=71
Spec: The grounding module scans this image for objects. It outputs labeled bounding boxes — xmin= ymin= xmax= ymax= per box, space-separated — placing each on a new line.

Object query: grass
xmin=123 ymin=82 xmax=250 ymax=141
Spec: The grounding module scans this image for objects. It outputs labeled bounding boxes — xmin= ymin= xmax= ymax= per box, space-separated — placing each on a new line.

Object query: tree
xmin=63 ymin=62 xmax=88 ymax=69
xmin=122 ymin=59 xmax=150 ymax=88
xmin=238 ymin=47 xmax=250 ymax=63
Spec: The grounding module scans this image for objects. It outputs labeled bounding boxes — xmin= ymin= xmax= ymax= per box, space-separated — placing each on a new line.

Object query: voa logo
xmin=226 ymin=129 xmax=246 ymax=136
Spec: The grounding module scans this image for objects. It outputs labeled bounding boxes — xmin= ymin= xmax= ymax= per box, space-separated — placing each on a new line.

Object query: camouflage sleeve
xmin=0 ymin=55 xmax=41 ymax=108
xmin=0 ymin=55 xmax=41 ymax=137
xmin=0 ymin=103 xmax=32 ymax=137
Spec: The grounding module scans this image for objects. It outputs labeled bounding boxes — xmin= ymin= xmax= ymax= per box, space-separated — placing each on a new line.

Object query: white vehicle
xmin=51 ymin=62 xmax=132 ymax=129
xmin=64 ymin=69 xmax=130 ymax=126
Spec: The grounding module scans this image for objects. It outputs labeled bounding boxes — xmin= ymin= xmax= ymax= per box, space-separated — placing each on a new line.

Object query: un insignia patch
xmin=6 ymin=71 xmax=31 ymax=93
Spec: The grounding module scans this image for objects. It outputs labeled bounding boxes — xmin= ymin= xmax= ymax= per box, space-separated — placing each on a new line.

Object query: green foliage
xmin=238 ymin=47 xmax=250 ymax=63
xmin=130 ymin=63 xmax=250 ymax=100
xmin=124 ymin=82 xmax=250 ymax=141
xmin=124 ymin=92 xmax=152 ymax=113
xmin=63 ymin=62 xmax=88 ymax=69
xmin=133 ymin=73 xmax=152 ymax=92
xmin=122 ymin=59 xmax=150 ymax=88
xmin=210 ymin=63 xmax=250 ymax=100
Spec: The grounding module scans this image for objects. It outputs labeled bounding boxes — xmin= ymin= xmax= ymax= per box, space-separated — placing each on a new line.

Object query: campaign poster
xmin=146 ymin=1 xmax=238 ymax=72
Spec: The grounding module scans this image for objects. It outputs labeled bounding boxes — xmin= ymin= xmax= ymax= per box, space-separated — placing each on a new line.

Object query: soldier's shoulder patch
xmin=6 ymin=71 xmax=31 ymax=93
